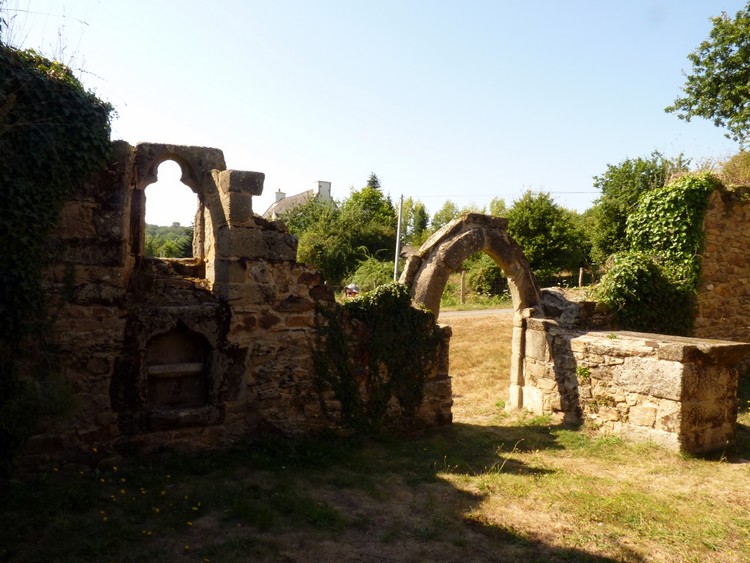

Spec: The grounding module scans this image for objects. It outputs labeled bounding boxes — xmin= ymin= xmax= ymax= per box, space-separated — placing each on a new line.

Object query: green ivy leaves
xmin=0 ymin=44 xmax=113 ymax=473
xmin=313 ymin=283 xmax=440 ymax=432
xmin=597 ymin=174 xmax=717 ymax=335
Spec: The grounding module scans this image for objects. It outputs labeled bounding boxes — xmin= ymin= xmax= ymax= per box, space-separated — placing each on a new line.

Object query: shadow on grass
xmin=0 ymin=422 xmax=644 ymax=562
xmin=4 ymin=410 xmax=742 ymax=561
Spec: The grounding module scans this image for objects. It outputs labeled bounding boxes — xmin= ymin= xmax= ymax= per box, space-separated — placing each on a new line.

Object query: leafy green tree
xmin=489 ymin=197 xmax=507 ymax=217
xmin=285 ymin=175 xmax=397 ymax=286
xmin=399 ymin=197 xmax=430 ymax=247
xmin=465 ymin=253 xmax=508 ymax=296
xmin=349 ymin=256 xmax=394 ymax=292
xmin=589 ymin=152 xmax=689 ymax=264
xmin=341 ymin=183 xmax=397 ymax=259
xmin=666 ymin=3 xmax=750 ymax=144
xmin=409 ymin=201 xmax=429 ymax=245
xmin=144 ymin=224 xmax=193 ymax=258
xmin=296 ymin=210 xmax=357 ymax=285
xmin=282 ymin=196 xmax=337 ymax=236
xmin=506 ymin=191 xmax=587 ymax=283
xmin=431 ymin=200 xmax=459 ymax=232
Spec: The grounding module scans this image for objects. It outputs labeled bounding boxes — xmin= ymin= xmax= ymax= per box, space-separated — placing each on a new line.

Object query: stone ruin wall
xmin=517 ymin=306 xmax=749 ymax=454
xmin=27 ymin=161 xmax=750 ymax=464
xmin=24 ymin=141 xmax=452 ymax=466
xmin=695 ymin=187 xmax=750 ymax=342
xmin=404 ymin=213 xmax=750 ymax=455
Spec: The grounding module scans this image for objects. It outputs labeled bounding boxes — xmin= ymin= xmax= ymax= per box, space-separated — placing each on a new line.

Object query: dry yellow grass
xmin=441 ymin=311 xmax=513 ymax=424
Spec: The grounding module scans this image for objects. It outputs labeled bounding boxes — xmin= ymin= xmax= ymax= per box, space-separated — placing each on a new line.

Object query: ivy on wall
xmin=0 ymin=43 xmax=113 ymax=472
xmin=313 ymin=283 xmax=441 ymax=433
xmin=596 ymin=173 xmax=719 ymax=335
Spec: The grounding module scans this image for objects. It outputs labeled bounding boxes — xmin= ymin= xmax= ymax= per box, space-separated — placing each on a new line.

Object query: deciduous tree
xmin=506 ymin=191 xmax=587 ymax=282
xmin=667 ymin=3 xmax=750 ymax=144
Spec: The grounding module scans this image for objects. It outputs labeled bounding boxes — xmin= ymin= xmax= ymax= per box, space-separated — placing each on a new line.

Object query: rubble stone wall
xmin=695 ymin=188 xmax=750 ymax=341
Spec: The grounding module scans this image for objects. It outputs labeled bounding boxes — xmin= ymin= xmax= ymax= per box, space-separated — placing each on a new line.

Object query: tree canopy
xmin=506 ymin=191 xmax=588 ymax=282
xmin=666 ymin=3 xmax=750 ymax=144
xmin=283 ymin=175 xmax=398 ymax=286
xmin=588 ymin=152 xmax=689 ymax=264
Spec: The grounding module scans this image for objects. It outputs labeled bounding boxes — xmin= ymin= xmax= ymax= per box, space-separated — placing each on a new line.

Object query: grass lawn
xmin=1 ymin=312 xmax=749 ymax=562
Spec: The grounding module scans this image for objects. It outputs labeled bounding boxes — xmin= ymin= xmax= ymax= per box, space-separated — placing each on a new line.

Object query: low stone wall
xmin=517 ymin=315 xmax=750 ymax=454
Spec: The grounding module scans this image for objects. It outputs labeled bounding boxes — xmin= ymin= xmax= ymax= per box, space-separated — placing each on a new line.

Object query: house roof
xmin=262 ymin=189 xmax=315 ymax=220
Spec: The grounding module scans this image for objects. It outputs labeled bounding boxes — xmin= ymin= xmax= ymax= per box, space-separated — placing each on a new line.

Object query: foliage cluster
xmin=666 ymin=2 xmax=750 ymax=145
xmin=596 ymin=174 xmax=717 ymax=335
xmin=588 ymin=152 xmax=690 ymax=264
xmin=283 ymin=176 xmax=398 ymax=286
xmin=347 ymin=256 xmax=394 ymax=293
xmin=0 ymin=42 xmax=113 ymax=472
xmin=313 ymin=283 xmax=441 ymax=432
xmin=505 ymin=191 xmax=589 ymax=284
xmin=720 ymin=150 xmax=750 ymax=186
xmin=144 ymin=223 xmax=193 ymax=258
xmin=464 ymin=253 xmax=508 ymax=296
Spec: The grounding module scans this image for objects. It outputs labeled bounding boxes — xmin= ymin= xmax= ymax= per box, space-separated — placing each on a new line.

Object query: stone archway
xmin=399 ymin=212 xmax=543 ymax=412
xmin=399 ymin=213 xmax=541 ymax=317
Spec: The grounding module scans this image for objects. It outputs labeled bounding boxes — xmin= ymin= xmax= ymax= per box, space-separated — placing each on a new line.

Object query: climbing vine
xmin=596 ymin=173 xmax=718 ymax=335
xmin=0 ymin=42 xmax=113 ymax=472
xmin=313 ymin=283 xmax=441 ymax=433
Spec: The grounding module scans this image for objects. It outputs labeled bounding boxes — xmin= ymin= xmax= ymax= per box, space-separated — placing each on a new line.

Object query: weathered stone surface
xmin=696 ymin=188 xmax=750 ymax=342
xmin=516 ymin=327 xmax=749 ymax=454
xmin=24 ymin=140 xmax=453 ymax=468
xmin=400 ymin=213 xmax=541 ymax=317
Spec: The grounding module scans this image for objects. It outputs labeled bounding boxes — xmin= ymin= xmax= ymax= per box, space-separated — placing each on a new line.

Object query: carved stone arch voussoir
xmin=399 ymin=213 xmax=541 ymax=317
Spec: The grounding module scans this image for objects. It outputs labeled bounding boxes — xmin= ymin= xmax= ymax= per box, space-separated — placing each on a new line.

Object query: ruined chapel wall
xmin=24 ymin=141 xmax=452 ymax=465
xmin=695 ymin=188 xmax=750 ymax=341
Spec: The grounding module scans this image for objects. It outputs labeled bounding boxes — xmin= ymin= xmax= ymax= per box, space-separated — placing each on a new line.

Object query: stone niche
xmin=146 ymin=326 xmax=210 ymax=410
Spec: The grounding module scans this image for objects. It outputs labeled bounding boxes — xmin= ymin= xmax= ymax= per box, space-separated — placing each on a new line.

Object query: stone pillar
xmin=507 ymin=311 xmax=526 ymax=410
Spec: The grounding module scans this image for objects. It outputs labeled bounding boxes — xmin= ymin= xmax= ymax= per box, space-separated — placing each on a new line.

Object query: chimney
xmin=316 ymin=181 xmax=331 ymax=201
xmin=275 ymin=189 xmax=286 ymax=203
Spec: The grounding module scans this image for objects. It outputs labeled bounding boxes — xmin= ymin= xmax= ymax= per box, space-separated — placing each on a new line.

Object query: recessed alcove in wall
xmin=143 ymin=160 xmax=199 ymax=258
xmin=145 ymin=325 xmax=210 ymax=409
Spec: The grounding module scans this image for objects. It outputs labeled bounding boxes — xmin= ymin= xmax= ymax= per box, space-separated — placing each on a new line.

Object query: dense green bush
xmin=145 ymin=224 xmax=193 ymax=258
xmin=465 ymin=253 xmax=507 ymax=296
xmin=596 ymin=173 xmax=717 ymax=335
xmin=348 ymin=257 xmax=394 ymax=293
xmin=596 ymin=252 xmax=695 ymax=335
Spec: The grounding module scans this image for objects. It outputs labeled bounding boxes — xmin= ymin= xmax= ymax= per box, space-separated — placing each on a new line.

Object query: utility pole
xmin=393 ymin=194 xmax=404 ymax=282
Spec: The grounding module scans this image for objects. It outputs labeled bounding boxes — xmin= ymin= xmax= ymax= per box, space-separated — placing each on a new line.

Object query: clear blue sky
xmin=6 ymin=0 xmax=746 ymax=225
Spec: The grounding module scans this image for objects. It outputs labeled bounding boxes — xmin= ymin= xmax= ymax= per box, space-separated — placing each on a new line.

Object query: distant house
xmin=262 ymin=181 xmax=333 ymax=221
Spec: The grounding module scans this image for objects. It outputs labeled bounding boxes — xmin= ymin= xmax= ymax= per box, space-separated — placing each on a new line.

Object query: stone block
xmin=525 ymin=328 xmax=550 ymax=362
xmin=628 ymin=405 xmax=656 ymax=428
xmin=536 ymin=377 xmax=558 ymax=391
xmin=216 ymin=169 xmax=265 ymax=195
xmin=213 ymin=225 xmax=297 ymax=262
xmin=522 ymin=386 xmax=544 ymax=414
xmin=507 ymin=384 xmax=523 ymax=410
xmin=219 ymin=191 xmax=256 ymax=225
xmin=613 ymin=357 xmax=683 ymax=401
